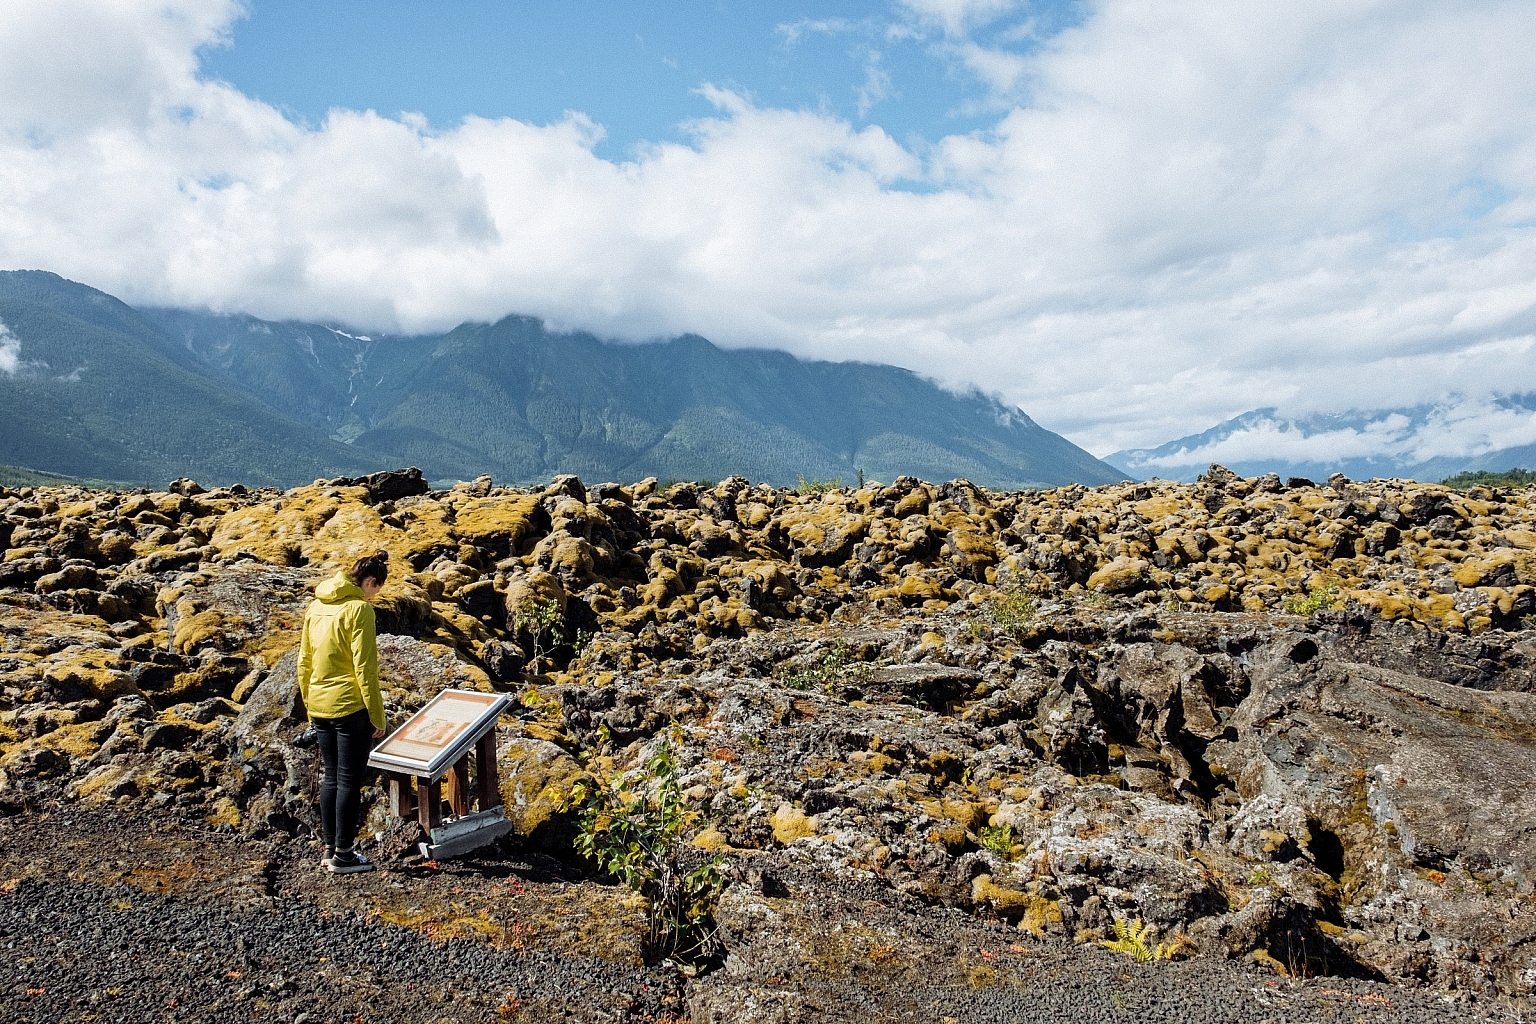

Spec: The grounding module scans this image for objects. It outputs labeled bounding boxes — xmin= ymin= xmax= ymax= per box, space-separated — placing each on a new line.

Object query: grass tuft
xmin=777 ymin=638 xmax=873 ymax=692
xmin=984 ymin=578 xmax=1037 ymax=641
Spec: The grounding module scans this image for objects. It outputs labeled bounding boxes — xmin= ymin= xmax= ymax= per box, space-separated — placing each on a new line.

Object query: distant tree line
xmin=1441 ymin=467 xmax=1536 ymax=489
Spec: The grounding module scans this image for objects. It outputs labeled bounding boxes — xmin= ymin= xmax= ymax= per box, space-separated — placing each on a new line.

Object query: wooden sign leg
xmin=448 ymin=756 xmax=471 ymax=817
xmin=388 ymin=773 xmax=415 ymax=819
xmin=476 ymin=730 xmax=501 ymax=811
xmin=418 ymin=777 xmax=442 ymax=834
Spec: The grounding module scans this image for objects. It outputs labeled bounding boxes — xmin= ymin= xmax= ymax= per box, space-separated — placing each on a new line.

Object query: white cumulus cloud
xmin=0 ymin=0 xmax=1533 ymax=463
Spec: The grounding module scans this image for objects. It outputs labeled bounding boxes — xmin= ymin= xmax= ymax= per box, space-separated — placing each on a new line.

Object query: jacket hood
xmin=315 ymin=573 xmax=365 ymax=604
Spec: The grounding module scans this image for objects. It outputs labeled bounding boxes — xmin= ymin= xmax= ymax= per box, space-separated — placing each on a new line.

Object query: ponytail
xmin=350 ymin=549 xmax=390 ymax=587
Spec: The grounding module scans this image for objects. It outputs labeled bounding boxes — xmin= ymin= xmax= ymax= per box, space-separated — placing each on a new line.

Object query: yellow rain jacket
xmin=297 ymin=574 xmax=385 ymax=731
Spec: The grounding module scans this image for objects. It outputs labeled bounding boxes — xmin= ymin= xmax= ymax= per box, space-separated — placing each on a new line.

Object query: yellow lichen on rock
xmin=920 ymin=796 xmax=987 ymax=831
xmin=453 ymin=495 xmax=543 ymax=550
xmin=71 ymin=761 xmax=162 ymax=806
xmin=1454 ymin=554 xmax=1515 ymax=588
xmin=211 ymin=484 xmax=457 ymax=573
xmin=691 ymin=827 xmax=734 ymax=852
xmin=893 ymin=488 xmax=930 ymax=519
xmin=206 ymin=795 xmax=242 ymax=828
xmin=1134 ymin=495 xmax=1183 ymax=520
xmin=42 ymin=651 xmax=136 ymax=701
xmin=970 ymin=875 xmax=1064 ymax=936
xmin=1088 ymin=557 xmax=1150 ymax=594
xmin=172 ymin=608 xmax=228 ymax=654
xmin=499 ymin=736 xmax=584 ymax=838
xmin=772 ymin=803 xmax=817 ymax=844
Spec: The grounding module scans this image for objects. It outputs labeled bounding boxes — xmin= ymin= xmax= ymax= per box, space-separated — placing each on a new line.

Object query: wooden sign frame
xmin=368 ymin=689 xmax=509 ymax=782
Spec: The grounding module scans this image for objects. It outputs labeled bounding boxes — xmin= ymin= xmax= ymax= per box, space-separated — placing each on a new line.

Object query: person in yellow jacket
xmin=298 ymin=550 xmax=389 ymax=874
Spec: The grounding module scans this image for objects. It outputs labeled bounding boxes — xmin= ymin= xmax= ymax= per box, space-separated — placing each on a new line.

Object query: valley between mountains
xmin=0 ymin=464 xmax=1533 ymax=1021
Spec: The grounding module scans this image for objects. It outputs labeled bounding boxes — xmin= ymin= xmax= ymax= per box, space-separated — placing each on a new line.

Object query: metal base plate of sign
xmin=421 ymin=806 xmax=517 ymax=860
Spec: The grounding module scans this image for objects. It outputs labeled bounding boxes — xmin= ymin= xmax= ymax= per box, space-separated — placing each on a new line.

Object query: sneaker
xmin=319 ymin=846 xmax=332 ymax=870
xmin=327 ymin=848 xmax=374 ymax=874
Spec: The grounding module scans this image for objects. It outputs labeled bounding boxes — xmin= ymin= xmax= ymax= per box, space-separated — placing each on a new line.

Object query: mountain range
xmin=1106 ymin=405 xmax=1536 ymax=484
xmin=0 ymin=271 xmax=1125 ymax=490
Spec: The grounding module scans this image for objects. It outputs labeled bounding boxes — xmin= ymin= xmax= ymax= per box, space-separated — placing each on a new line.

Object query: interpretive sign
xmin=369 ymin=688 xmax=516 ymax=859
xmin=368 ymin=689 xmax=508 ymax=782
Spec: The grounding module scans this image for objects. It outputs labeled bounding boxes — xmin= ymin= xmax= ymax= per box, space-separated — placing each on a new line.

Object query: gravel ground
xmin=0 ymin=877 xmax=682 ymax=1023
xmin=0 ymin=810 xmax=1524 ymax=1023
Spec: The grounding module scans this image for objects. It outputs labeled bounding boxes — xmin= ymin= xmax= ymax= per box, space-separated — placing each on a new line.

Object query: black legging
xmin=314 ymin=708 xmax=375 ymax=851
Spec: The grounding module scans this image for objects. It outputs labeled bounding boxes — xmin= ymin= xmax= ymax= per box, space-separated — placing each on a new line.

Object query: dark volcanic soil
xmin=0 ymin=810 xmax=1514 ymax=1023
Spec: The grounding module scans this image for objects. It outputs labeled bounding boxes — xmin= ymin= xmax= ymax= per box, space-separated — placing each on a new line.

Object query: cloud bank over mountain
xmin=1155 ymin=402 xmax=1536 ymax=471
xmin=1107 ymin=397 xmax=1536 ymax=484
xmin=1 ymin=0 xmax=1534 ymax=460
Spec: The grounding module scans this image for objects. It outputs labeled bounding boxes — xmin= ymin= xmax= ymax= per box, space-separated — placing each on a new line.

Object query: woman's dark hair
xmin=350 ymin=549 xmax=389 ymax=587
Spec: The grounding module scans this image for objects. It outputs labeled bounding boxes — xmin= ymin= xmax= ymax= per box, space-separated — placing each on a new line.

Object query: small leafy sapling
xmin=511 ymin=595 xmax=564 ymax=675
xmin=567 ymin=740 xmax=724 ymax=962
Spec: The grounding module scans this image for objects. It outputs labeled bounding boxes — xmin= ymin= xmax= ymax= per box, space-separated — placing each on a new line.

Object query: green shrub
xmin=796 ymin=474 xmax=842 ymax=494
xmin=985 ymin=579 xmax=1037 ymax=641
xmin=1283 ymin=582 xmax=1341 ymax=616
xmin=776 ymin=637 xmax=873 ymax=692
xmin=568 ymin=741 xmax=724 ymax=962
xmin=978 ymin=824 xmax=1014 ymax=857
xmin=511 ymin=595 xmax=564 ymax=675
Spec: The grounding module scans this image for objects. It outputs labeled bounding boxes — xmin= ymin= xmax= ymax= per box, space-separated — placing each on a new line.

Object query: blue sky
xmin=200 ymin=1 xmax=1081 ymax=159
xmin=1 ymin=0 xmax=1534 ymax=460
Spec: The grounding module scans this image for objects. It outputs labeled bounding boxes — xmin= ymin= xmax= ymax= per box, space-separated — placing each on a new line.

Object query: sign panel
xmin=368 ymin=689 xmax=509 ymax=781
